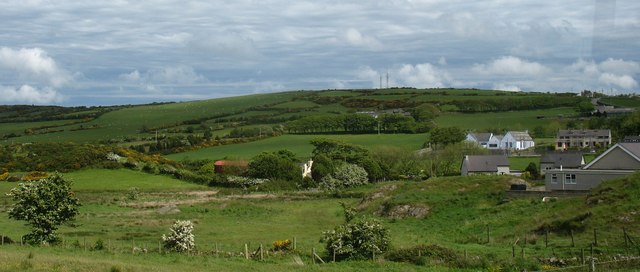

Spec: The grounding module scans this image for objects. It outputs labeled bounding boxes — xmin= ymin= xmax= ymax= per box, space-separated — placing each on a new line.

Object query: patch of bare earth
xmin=377 ymin=203 xmax=431 ymax=219
xmin=121 ymin=191 xmax=278 ymax=209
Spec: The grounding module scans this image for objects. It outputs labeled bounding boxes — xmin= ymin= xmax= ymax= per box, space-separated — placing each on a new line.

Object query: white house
xmin=502 ymin=131 xmax=535 ymax=150
xmin=465 ymin=133 xmax=493 ymax=148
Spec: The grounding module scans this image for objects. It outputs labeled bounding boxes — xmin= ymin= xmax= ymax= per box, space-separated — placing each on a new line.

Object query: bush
xmin=162 ymin=220 xmax=195 ymax=253
xmin=321 ymin=218 xmax=390 ymax=261
xmin=320 ymin=163 xmax=368 ymax=191
xmin=272 ymin=239 xmax=292 ymax=251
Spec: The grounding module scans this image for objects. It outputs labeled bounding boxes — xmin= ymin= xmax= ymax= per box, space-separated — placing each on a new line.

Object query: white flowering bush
xmin=7 ymin=174 xmax=80 ymax=245
xmin=320 ymin=163 xmax=368 ymax=191
xmin=162 ymin=220 xmax=195 ymax=253
xmin=321 ymin=218 xmax=390 ymax=261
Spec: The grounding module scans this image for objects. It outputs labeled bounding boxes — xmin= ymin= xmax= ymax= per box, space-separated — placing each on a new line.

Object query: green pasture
xmin=271 ymin=100 xmax=319 ymax=109
xmin=1 ymin=169 xmax=639 ymax=271
xmin=599 ymin=96 xmax=640 ymax=108
xmin=3 ymin=93 xmax=299 ymax=143
xmin=167 ymin=133 xmax=428 ymax=161
xmin=435 ymin=107 xmax=576 ymax=131
xmin=0 ymin=120 xmax=82 ymax=136
xmin=64 ymin=169 xmax=206 ymax=191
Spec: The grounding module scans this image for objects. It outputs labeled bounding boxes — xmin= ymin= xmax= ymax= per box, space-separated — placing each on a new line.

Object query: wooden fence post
xmin=571 ymin=230 xmax=575 ymax=247
xmin=260 ymin=244 xmax=264 ymax=261
xmin=593 ymin=228 xmax=598 ymax=247
xmin=312 ymin=248 xmax=316 ymax=264
xmin=581 ymin=248 xmax=585 ymax=265
xmin=486 ymin=224 xmax=491 ymax=244
xmin=545 ymin=230 xmax=548 ymax=248
xmin=512 ymin=245 xmax=515 ymax=258
xmin=244 ymin=244 xmax=249 ymax=260
xmin=590 ymin=258 xmax=596 ymax=272
xmin=2 ymin=234 xmax=4 ymax=246
xmin=215 ymin=243 xmax=219 ymax=257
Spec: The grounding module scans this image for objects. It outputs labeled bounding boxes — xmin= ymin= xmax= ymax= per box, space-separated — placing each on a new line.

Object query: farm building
xmin=213 ymin=160 xmax=249 ymax=175
xmin=545 ymin=142 xmax=640 ymax=191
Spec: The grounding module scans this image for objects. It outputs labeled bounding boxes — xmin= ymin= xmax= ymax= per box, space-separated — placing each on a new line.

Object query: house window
xmin=489 ymin=144 xmax=497 ymax=148
xmin=551 ymin=174 xmax=557 ymax=184
xmin=564 ymin=174 xmax=576 ymax=184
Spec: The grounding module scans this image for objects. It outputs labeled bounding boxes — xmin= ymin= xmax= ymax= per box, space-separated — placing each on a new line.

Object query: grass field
xmin=166 ymin=133 xmax=428 ymax=161
xmin=1 ymin=169 xmax=639 ymax=271
xmin=600 ymin=96 xmax=640 ymax=108
xmin=435 ymin=107 xmax=575 ymax=131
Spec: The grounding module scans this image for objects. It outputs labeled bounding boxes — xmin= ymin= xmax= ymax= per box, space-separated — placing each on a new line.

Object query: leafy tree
xmin=310 ymin=138 xmax=368 ymax=163
xmin=7 ymin=174 xmax=80 ymax=244
xmin=427 ymin=126 xmax=465 ymax=148
xmin=311 ymin=154 xmax=336 ymax=182
xmin=411 ymin=103 xmax=440 ymax=121
xmin=525 ymin=162 xmax=539 ymax=179
xmin=248 ymin=150 xmax=300 ymax=182
xmin=576 ymin=101 xmax=595 ymax=114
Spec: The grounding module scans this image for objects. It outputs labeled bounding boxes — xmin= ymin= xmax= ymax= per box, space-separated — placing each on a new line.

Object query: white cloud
xmin=119 ymin=66 xmax=206 ymax=85
xmin=493 ymin=83 xmax=522 ymax=92
xmin=119 ymin=70 xmax=141 ymax=82
xmin=598 ymin=58 xmax=640 ymax=75
xmin=342 ymin=28 xmax=383 ymax=50
xmin=598 ymin=73 xmax=638 ymax=89
xmin=0 ymin=85 xmax=63 ymax=104
xmin=473 ymin=56 xmax=551 ymax=76
xmin=395 ymin=63 xmax=452 ymax=88
xmin=0 ymin=47 xmax=72 ymax=87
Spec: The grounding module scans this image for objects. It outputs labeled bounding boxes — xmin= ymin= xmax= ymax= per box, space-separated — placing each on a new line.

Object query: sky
xmin=0 ymin=0 xmax=638 ymax=106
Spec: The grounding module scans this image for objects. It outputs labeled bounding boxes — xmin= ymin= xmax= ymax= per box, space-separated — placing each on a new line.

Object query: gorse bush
xmin=162 ymin=220 xmax=195 ymax=253
xmin=321 ymin=218 xmax=390 ymax=261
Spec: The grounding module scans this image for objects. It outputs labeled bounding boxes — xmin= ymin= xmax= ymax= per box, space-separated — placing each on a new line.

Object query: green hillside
xmin=167 ymin=133 xmax=428 ymax=161
xmin=0 ymin=89 xmax=584 ymax=146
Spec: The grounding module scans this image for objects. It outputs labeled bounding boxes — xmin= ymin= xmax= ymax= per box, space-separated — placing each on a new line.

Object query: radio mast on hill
xmin=386 ymin=71 xmax=389 ymax=89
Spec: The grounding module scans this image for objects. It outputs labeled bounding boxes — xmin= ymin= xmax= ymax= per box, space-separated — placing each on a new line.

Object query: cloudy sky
xmin=0 ymin=0 xmax=638 ymax=106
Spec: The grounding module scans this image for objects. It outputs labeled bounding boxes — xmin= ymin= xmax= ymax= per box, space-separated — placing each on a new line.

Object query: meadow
xmin=167 ymin=133 xmax=428 ymax=161
xmin=2 ymin=170 xmax=639 ymax=271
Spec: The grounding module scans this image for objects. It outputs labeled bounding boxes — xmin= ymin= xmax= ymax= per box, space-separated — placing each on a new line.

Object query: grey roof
xmin=507 ymin=131 xmax=533 ymax=141
xmin=470 ymin=133 xmax=492 ymax=142
xmin=623 ymin=136 xmax=640 ymax=143
xmin=540 ymin=152 xmax=584 ymax=168
xmin=619 ymin=142 xmax=640 ymax=158
xmin=558 ymin=129 xmax=610 ymax=137
xmin=464 ymin=155 xmax=509 ymax=172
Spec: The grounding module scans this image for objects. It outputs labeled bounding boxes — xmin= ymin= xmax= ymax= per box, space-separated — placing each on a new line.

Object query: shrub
xmin=126 ymin=187 xmax=140 ymax=200
xmin=321 ymin=218 xmax=390 ymax=261
xmin=272 ymin=239 xmax=292 ymax=251
xmin=320 ymin=163 xmax=368 ymax=191
xmin=162 ymin=220 xmax=195 ymax=253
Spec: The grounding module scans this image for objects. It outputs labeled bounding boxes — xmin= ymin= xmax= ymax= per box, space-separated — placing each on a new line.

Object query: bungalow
xmin=502 ymin=131 xmax=535 ymax=150
xmin=545 ymin=142 xmax=640 ymax=191
xmin=461 ymin=155 xmax=510 ymax=176
xmin=539 ymin=152 xmax=585 ymax=176
xmin=465 ymin=132 xmax=493 ymax=148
